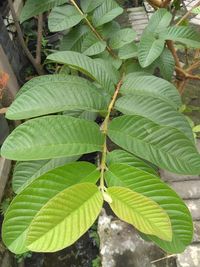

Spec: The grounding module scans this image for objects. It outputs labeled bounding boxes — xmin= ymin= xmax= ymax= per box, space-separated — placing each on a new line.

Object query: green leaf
xmin=121 ymin=74 xmax=181 ymax=109
xmin=48 ymin=5 xmax=84 ymax=32
xmin=145 ymin=8 xmax=172 ymax=33
xmin=109 ymin=28 xmax=136 ymax=49
xmin=47 ymin=51 xmax=115 ymax=94
xmin=108 ymin=186 xmax=172 ymax=241
xmin=101 ymin=21 xmax=121 ymax=38
xmin=63 ymin=110 xmax=98 ymax=121
xmin=108 ymin=115 xmax=200 ymax=174
xmin=13 ymin=155 xmax=80 ymax=194
xmin=6 ymin=75 xmax=108 ymax=120
xmin=155 ymin=48 xmax=175 ymax=81
xmin=1 ymin=115 xmax=104 ymax=161
xmin=27 ymin=183 xmax=102 ymax=252
xmin=160 ymin=26 xmax=200 ymax=48
xmin=92 ymin=0 xmax=123 ymax=27
xmin=20 ymin=0 xmax=68 ymax=23
xmin=60 ymin=25 xmax=89 ymax=51
xmin=81 ymin=33 xmax=106 ymax=56
xmin=192 ymin=6 xmax=200 ymax=14
xmin=118 ymin=43 xmax=138 ymax=59
xmin=2 ymin=162 xmax=100 ymax=254
xmin=115 ymin=95 xmax=194 ymax=141
xmin=138 ymin=31 xmax=165 ymax=67
xmin=105 ymin=164 xmax=193 ymax=253
xmin=193 ymin=125 xmax=200 ymax=133
xmin=80 ymin=0 xmax=105 ymax=13
xmin=94 ymin=58 xmax=120 ymax=84
xmin=106 ymin=149 xmax=158 ymax=175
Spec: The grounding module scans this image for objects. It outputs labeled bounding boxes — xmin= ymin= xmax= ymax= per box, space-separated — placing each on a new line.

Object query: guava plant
xmin=1 ymin=0 xmax=200 ymax=256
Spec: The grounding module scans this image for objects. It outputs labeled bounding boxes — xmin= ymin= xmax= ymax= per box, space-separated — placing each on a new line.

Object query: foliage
xmin=1 ymin=0 xmax=200 ymax=257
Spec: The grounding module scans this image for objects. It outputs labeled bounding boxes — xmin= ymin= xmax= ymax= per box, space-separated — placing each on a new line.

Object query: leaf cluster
xmin=1 ymin=0 xmax=200 ymax=256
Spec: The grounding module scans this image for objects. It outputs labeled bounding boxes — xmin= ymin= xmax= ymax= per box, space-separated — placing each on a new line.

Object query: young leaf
xmin=101 ymin=21 xmax=121 ymax=38
xmin=118 ymin=43 xmax=138 ymax=60
xmin=192 ymin=6 xmax=200 ymax=14
xmin=107 ymin=149 xmax=158 ymax=175
xmin=12 ymin=155 xmax=80 ymax=194
xmin=92 ymin=0 xmax=123 ymax=27
xmin=81 ymin=33 xmax=106 ymax=56
xmin=60 ymin=25 xmax=89 ymax=51
xmin=2 ymin=162 xmax=100 ymax=254
xmin=6 ymin=75 xmax=108 ymax=120
xmin=20 ymin=0 xmax=68 ymax=23
xmin=48 ymin=5 xmax=85 ymax=32
xmin=47 ymin=51 xmax=115 ymax=94
xmin=160 ymin=26 xmax=200 ymax=48
xmin=108 ymin=187 xmax=172 ymax=241
xmin=115 ymin=95 xmax=194 ymax=142
xmin=138 ymin=31 xmax=165 ymax=67
xmin=105 ymin=164 xmax=193 ymax=253
xmin=145 ymin=8 xmax=172 ymax=33
xmin=109 ymin=28 xmax=136 ymax=49
xmin=80 ymin=0 xmax=105 ymax=13
xmin=1 ymin=115 xmax=104 ymax=161
xmin=27 ymin=183 xmax=103 ymax=252
xmin=108 ymin=115 xmax=200 ymax=174
xmin=154 ymin=48 xmax=175 ymax=81
xmin=121 ymin=74 xmax=181 ymax=108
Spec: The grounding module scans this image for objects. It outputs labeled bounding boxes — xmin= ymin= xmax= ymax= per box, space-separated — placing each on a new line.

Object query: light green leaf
xmin=121 ymin=74 xmax=181 ymax=109
xmin=160 ymin=26 xmax=200 ymax=48
xmin=192 ymin=6 xmax=200 ymax=14
xmin=12 ymin=155 xmax=80 ymax=194
xmin=115 ymin=95 xmax=194 ymax=141
xmin=1 ymin=115 xmax=104 ymax=161
xmin=6 ymin=75 xmax=108 ymax=120
xmin=27 ymin=183 xmax=102 ymax=252
xmin=106 ymin=149 xmax=158 ymax=175
xmin=138 ymin=31 xmax=165 ymax=67
xmin=92 ymin=0 xmax=123 ymax=27
xmin=48 ymin=5 xmax=84 ymax=32
xmin=105 ymin=164 xmax=193 ymax=253
xmin=193 ymin=125 xmax=200 ymax=133
xmin=108 ymin=186 xmax=172 ymax=241
xmin=47 ymin=51 xmax=115 ymax=94
xmin=20 ymin=0 xmax=68 ymax=23
xmin=109 ymin=28 xmax=136 ymax=49
xmin=108 ymin=115 xmax=200 ymax=174
xmin=118 ymin=43 xmax=138 ymax=59
xmin=155 ymin=48 xmax=175 ymax=81
xmin=60 ymin=25 xmax=89 ymax=51
xmin=80 ymin=0 xmax=105 ymax=13
xmin=81 ymin=33 xmax=106 ymax=56
xmin=145 ymin=8 xmax=172 ymax=33
xmin=2 ymin=162 xmax=100 ymax=254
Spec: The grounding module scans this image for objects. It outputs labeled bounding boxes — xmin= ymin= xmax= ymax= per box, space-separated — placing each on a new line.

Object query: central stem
xmin=99 ymin=79 xmax=123 ymax=191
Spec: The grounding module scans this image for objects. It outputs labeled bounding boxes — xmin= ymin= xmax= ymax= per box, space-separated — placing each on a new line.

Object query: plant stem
xmin=8 ymin=0 xmax=44 ymax=75
xmin=36 ymin=14 xmax=43 ymax=65
xmin=70 ymin=0 xmax=117 ymax=58
xmin=99 ymin=79 xmax=123 ymax=190
xmin=176 ymin=0 xmax=200 ymax=26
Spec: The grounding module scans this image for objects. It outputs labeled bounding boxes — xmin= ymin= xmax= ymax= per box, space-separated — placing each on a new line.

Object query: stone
xmin=169 ymin=180 xmax=200 ymax=199
xmin=176 ymin=244 xmax=200 ymax=267
xmin=160 ymin=169 xmax=199 ymax=182
xmin=193 ymin=221 xmax=200 ymax=243
xmin=185 ymin=199 xmax=200 ymax=220
xmin=98 ymin=209 xmax=177 ymax=267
